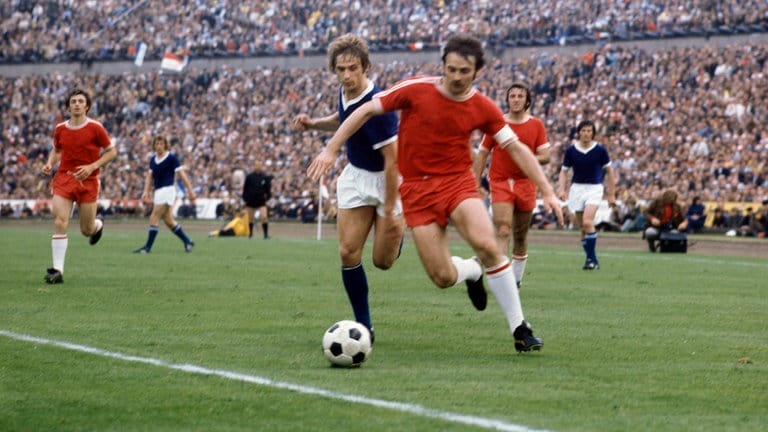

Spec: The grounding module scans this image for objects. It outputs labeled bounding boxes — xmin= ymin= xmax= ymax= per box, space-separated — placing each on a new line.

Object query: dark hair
xmin=506 ymin=82 xmax=532 ymax=111
xmin=576 ymin=120 xmax=596 ymax=136
xmin=66 ymin=88 xmax=92 ymax=114
xmin=441 ymin=34 xmax=485 ymax=71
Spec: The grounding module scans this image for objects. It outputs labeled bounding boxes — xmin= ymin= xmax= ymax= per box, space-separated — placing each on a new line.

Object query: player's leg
xmin=338 ymin=206 xmax=376 ymax=333
xmin=76 ymin=178 xmax=104 ymax=246
xmin=511 ymin=208 xmax=533 ymax=288
xmin=135 ymin=203 xmax=165 ymax=252
xmin=161 ymin=204 xmax=193 ymax=251
xmin=46 ymin=194 xmax=74 ymax=283
xmin=510 ymin=180 xmax=537 ymax=287
xmin=410 ymin=222 xmax=459 ymax=288
xmin=491 ymin=202 xmax=513 ymax=257
xmin=581 ymin=203 xmax=599 ymax=269
xmin=444 ymin=198 xmax=490 ymax=310
xmin=77 ymin=201 xmax=100 ymax=236
xmin=452 ymin=198 xmax=541 ymax=350
xmin=371 ymin=210 xmax=405 ymax=270
xmin=244 ymin=205 xmax=256 ymax=238
xmin=259 ymin=205 xmax=270 ymax=239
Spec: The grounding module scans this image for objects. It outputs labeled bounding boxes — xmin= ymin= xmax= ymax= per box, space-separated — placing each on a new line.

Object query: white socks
xmin=486 ymin=259 xmax=524 ymax=332
xmin=52 ymin=234 xmax=68 ymax=273
xmin=512 ymin=253 xmax=528 ymax=286
xmin=450 ymin=256 xmax=482 ymax=285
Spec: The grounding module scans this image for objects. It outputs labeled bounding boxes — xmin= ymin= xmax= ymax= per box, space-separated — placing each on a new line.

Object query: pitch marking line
xmin=1 ymin=330 xmax=551 ymax=432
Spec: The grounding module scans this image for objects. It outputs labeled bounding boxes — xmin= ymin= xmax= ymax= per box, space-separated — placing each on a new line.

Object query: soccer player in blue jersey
xmin=294 ymin=34 xmax=404 ymax=342
xmin=134 ymin=134 xmax=196 ymax=253
xmin=557 ymin=120 xmax=616 ymax=270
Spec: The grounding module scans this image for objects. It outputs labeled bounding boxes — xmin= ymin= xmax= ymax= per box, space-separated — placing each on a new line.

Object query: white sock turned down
xmin=450 ymin=256 xmax=482 ymax=285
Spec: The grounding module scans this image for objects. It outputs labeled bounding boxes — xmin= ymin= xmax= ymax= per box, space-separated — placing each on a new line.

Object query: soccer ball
xmin=322 ymin=320 xmax=372 ymax=367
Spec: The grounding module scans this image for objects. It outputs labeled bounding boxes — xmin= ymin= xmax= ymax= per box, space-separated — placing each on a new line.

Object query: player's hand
xmin=541 ymin=193 xmax=565 ymax=226
xmin=72 ymin=164 xmax=95 ymax=181
xmin=293 ymin=114 xmax=312 ymax=131
xmin=42 ymin=163 xmax=52 ymax=175
xmin=307 ymin=149 xmax=335 ymax=181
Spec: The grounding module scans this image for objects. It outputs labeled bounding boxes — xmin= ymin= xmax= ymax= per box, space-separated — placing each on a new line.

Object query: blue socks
xmin=341 ymin=263 xmax=371 ymax=330
xmin=144 ymin=225 xmax=159 ymax=250
xmin=172 ymin=224 xmax=192 ymax=245
xmin=583 ymin=231 xmax=598 ymax=262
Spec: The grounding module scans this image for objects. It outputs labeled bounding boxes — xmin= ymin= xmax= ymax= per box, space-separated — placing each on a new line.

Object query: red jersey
xmin=374 ymin=76 xmax=513 ymax=180
xmin=481 ymin=115 xmax=549 ymax=182
xmin=53 ymin=118 xmax=112 ymax=178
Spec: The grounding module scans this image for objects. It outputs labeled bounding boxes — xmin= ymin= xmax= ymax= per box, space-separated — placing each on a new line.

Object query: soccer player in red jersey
xmin=474 ymin=82 xmax=551 ymax=289
xmin=308 ymin=35 xmax=562 ymax=352
xmin=41 ymin=88 xmax=117 ymax=284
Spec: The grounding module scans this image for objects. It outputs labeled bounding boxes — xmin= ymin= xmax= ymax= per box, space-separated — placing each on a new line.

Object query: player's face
xmin=578 ymin=126 xmax=594 ymax=143
xmin=442 ymin=52 xmax=477 ymax=97
xmin=68 ymin=94 xmax=89 ymax=117
xmin=507 ymin=88 xmax=528 ymax=113
xmin=334 ymin=54 xmax=367 ymax=98
xmin=153 ymin=139 xmax=168 ymax=155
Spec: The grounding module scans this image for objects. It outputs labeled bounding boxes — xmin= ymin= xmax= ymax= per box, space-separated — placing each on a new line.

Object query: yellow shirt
xmin=224 ymin=216 xmax=250 ymax=237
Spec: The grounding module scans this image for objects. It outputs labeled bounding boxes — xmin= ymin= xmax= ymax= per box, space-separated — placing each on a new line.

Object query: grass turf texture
xmin=1 ymin=222 xmax=766 ymax=431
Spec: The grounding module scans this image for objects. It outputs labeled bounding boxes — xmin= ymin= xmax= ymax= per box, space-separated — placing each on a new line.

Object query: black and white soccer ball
xmin=322 ymin=320 xmax=372 ymax=367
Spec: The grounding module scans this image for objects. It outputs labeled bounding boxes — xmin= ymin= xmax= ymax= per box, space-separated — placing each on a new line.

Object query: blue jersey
xmin=338 ymin=81 xmax=398 ymax=172
xmin=561 ymin=142 xmax=611 ymax=184
xmin=149 ymin=152 xmax=182 ymax=189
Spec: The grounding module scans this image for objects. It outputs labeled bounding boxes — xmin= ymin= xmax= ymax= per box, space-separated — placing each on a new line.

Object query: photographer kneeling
xmin=643 ymin=189 xmax=689 ymax=253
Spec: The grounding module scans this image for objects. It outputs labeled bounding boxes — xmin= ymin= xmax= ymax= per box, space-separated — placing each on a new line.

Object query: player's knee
xmin=338 ymin=245 xmax=362 ymax=265
xmin=495 ymin=222 xmax=512 ymax=240
xmin=431 ymin=275 xmax=455 ymax=289
xmin=54 ymin=217 xmax=68 ymax=232
xmin=372 ymin=256 xmax=394 ymax=270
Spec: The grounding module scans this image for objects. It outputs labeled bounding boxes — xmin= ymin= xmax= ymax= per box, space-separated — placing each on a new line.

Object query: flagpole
xmin=316 ymin=176 xmax=324 ymax=240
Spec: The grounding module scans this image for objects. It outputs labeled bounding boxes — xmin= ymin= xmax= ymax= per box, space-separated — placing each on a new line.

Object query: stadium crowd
xmin=2 ymin=0 xmax=767 ymax=64
xmin=1 ymin=1 xmax=767 ymax=234
xmin=2 ymin=39 xmax=767 ymax=231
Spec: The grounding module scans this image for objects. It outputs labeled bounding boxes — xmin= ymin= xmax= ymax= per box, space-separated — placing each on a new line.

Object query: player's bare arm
xmin=141 ymin=171 xmax=153 ymax=204
xmin=294 ymin=113 xmax=340 ymax=132
xmin=536 ymin=146 xmax=551 ymax=166
xmin=472 ymin=147 xmax=489 ymax=191
xmin=42 ymin=147 xmax=61 ymax=175
xmin=381 ymin=141 xmax=399 ymax=217
xmin=557 ymin=167 xmax=570 ymax=201
xmin=307 ymin=100 xmax=381 ymax=180
xmin=502 ymin=138 xmax=563 ymax=224
xmin=179 ymin=168 xmax=196 ymax=202
xmin=604 ymin=165 xmax=617 ymax=207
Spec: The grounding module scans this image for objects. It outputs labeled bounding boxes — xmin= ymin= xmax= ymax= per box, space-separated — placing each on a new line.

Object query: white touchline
xmin=2 ymin=330 xmax=551 ymax=432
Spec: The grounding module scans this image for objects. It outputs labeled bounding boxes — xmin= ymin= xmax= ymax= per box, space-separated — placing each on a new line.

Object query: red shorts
xmin=399 ymin=170 xmax=480 ymax=228
xmin=489 ymin=177 xmax=537 ymax=212
xmin=52 ymin=173 xmax=100 ymax=203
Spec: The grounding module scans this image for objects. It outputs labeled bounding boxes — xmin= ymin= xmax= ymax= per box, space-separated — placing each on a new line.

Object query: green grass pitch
xmin=1 ymin=221 xmax=766 ymax=431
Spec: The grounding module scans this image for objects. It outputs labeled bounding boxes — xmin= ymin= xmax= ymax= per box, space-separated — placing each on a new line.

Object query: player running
xmin=308 ymin=35 xmax=563 ymax=352
xmin=474 ymin=82 xmax=551 ymax=289
xmin=42 ymin=88 xmax=117 ymax=284
xmin=294 ymin=34 xmax=404 ymax=342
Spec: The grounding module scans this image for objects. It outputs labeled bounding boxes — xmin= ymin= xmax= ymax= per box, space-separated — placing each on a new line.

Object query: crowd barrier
xmin=0 ymin=198 xmax=224 ymax=220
